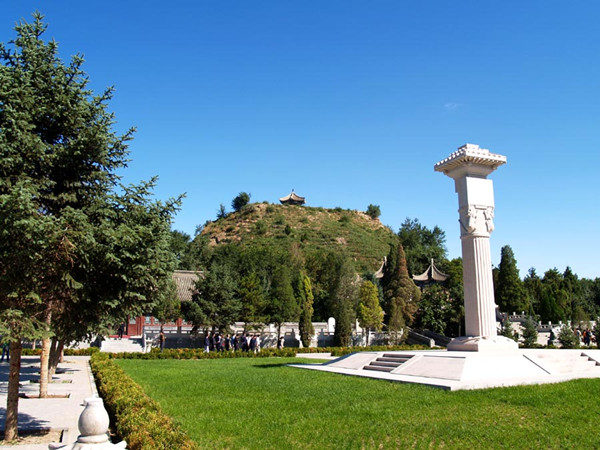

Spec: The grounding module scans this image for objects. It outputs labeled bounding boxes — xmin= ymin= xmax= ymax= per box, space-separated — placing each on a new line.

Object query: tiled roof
xmin=413 ymin=260 xmax=448 ymax=283
xmin=279 ymin=191 xmax=305 ymax=204
xmin=172 ymin=270 xmax=201 ymax=302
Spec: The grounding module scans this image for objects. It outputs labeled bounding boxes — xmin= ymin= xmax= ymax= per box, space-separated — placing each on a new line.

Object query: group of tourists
xmin=203 ymin=332 xmax=284 ymax=353
xmin=576 ymin=328 xmax=594 ymax=346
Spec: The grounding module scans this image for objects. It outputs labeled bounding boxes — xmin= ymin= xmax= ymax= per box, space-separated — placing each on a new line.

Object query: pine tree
xmin=332 ymin=262 xmax=357 ymax=347
xmin=495 ymin=246 xmax=527 ymax=314
xmin=499 ymin=317 xmax=517 ymax=342
xmin=557 ymin=324 xmax=579 ymax=349
xmin=268 ymin=266 xmax=300 ymax=339
xmin=381 ymin=241 xmax=421 ymax=339
xmin=357 ymin=281 xmax=384 ymax=345
xmin=298 ymin=275 xmax=315 ymax=347
xmin=521 ymin=317 xmax=539 ymax=348
xmin=0 ymin=14 xmax=179 ymax=439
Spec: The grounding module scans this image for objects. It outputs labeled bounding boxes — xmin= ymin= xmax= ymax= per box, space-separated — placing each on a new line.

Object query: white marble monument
xmin=434 ymin=143 xmax=517 ymax=351
xmin=293 ymin=142 xmax=600 ymax=389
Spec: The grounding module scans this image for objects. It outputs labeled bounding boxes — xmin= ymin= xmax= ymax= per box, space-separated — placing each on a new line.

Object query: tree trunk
xmin=48 ymin=338 xmax=60 ymax=379
xmin=4 ymin=340 xmax=22 ymax=441
xmin=58 ymin=341 xmax=65 ymax=363
xmin=39 ymin=307 xmax=52 ymax=398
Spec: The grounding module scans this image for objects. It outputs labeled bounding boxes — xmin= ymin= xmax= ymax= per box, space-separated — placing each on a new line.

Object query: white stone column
xmin=435 ymin=144 xmax=517 ymax=351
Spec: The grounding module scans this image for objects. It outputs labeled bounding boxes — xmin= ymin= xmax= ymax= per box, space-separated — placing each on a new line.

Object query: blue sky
xmin=3 ymin=2 xmax=599 ymax=279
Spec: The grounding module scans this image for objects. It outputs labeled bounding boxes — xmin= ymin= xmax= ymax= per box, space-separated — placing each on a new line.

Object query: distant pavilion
xmin=412 ymin=259 xmax=448 ymax=289
xmin=279 ymin=190 xmax=306 ymax=205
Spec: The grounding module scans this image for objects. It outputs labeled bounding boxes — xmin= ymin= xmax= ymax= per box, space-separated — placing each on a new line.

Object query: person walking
xmin=204 ymin=331 xmax=211 ymax=353
xmin=1 ymin=340 xmax=9 ymax=362
xmin=159 ymin=330 xmax=166 ymax=352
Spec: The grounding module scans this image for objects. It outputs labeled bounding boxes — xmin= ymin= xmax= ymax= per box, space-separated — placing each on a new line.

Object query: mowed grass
xmin=116 ymin=357 xmax=600 ymax=449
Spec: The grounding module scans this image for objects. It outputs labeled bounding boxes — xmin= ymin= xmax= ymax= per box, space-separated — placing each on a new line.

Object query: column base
xmin=447 ymin=335 xmax=519 ymax=352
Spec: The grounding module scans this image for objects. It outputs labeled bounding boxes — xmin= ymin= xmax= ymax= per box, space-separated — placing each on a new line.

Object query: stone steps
xmin=100 ymin=338 xmax=144 ymax=353
xmin=363 ymin=354 xmax=413 ymax=373
xmin=532 ymin=352 xmax=600 ymax=374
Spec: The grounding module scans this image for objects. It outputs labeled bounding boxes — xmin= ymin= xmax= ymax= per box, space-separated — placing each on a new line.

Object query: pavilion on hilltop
xmin=279 ymin=190 xmax=306 ymax=205
xmin=412 ymin=259 xmax=448 ymax=289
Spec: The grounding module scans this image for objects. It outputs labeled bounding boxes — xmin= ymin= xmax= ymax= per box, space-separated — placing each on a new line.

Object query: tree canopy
xmin=0 ymin=13 xmax=180 ymax=439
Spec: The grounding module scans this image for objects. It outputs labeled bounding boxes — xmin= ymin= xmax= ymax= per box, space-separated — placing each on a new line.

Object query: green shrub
xmin=22 ymin=347 xmax=100 ymax=356
xmin=558 ymin=325 xmax=579 ymax=349
xmin=254 ymin=220 xmax=267 ymax=235
xmin=90 ymin=353 xmax=198 ymax=450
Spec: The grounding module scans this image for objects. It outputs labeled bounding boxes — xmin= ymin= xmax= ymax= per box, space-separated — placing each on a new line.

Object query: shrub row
xmin=22 ymin=347 xmax=100 ymax=356
xmin=108 ymin=347 xmax=298 ymax=360
xmin=90 ymin=352 xmax=198 ymax=450
xmin=296 ymin=344 xmax=433 ymax=356
xmin=104 ymin=344 xmax=432 ymax=360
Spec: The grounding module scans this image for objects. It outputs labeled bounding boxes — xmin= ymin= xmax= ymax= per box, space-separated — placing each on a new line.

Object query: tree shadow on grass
xmin=252 ymin=363 xmax=292 ymax=369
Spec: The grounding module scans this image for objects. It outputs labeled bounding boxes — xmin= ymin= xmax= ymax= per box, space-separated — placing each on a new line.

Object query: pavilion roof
xmin=279 ymin=191 xmax=306 ymax=204
xmin=412 ymin=259 xmax=448 ymax=283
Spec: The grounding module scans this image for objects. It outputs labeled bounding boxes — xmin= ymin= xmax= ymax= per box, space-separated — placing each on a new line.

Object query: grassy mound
xmin=201 ymin=203 xmax=396 ymax=273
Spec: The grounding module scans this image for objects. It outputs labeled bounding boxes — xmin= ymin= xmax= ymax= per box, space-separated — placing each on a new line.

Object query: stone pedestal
xmin=435 ymin=144 xmax=517 ymax=352
xmin=49 ymin=397 xmax=126 ymax=450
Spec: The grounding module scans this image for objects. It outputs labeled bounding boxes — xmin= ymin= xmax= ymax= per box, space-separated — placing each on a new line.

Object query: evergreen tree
xmin=332 ymin=261 xmax=357 ymax=347
xmin=184 ymin=262 xmax=240 ymax=331
xmin=521 ymin=317 xmax=539 ymax=348
xmin=238 ymin=273 xmax=267 ymax=329
xmin=415 ymin=284 xmax=450 ymax=335
xmin=232 ymin=192 xmax=251 ymax=212
xmin=298 ymin=275 xmax=315 ymax=348
xmin=366 ymin=204 xmax=381 ymax=220
xmin=523 ymin=268 xmax=543 ymax=316
xmin=217 ymin=203 xmax=227 ymax=219
xmin=398 ymin=218 xmax=447 ymax=277
xmin=499 ymin=317 xmax=517 ymax=342
xmin=495 ymin=245 xmax=528 ymax=314
xmin=557 ymin=324 xmax=579 ymax=349
xmin=444 ymin=258 xmax=465 ymax=337
xmin=381 ymin=241 xmax=421 ymax=336
xmin=0 ymin=14 xmax=179 ymax=438
xmin=268 ymin=266 xmax=300 ymax=339
xmin=357 ymin=281 xmax=384 ymax=344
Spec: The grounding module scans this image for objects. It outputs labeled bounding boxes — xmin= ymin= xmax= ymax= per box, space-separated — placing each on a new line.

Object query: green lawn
xmin=116 ymin=357 xmax=600 ymax=449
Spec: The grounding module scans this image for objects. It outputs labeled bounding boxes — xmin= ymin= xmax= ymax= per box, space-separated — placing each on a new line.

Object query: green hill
xmin=201 ymin=203 xmax=397 ymax=274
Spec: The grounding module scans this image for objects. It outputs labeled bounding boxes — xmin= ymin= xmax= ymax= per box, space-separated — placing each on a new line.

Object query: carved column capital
xmin=459 ymin=205 xmax=495 ymax=237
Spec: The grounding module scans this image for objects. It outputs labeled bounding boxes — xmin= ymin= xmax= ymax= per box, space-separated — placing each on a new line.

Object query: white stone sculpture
xmin=435 ymin=144 xmax=517 ymax=351
xmin=49 ymin=397 xmax=127 ymax=450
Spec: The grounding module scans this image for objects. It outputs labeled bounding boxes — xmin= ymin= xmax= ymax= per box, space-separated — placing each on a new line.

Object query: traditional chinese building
xmin=279 ymin=190 xmax=306 ymax=205
xmin=412 ymin=259 xmax=448 ymax=289
xmin=126 ymin=270 xmax=200 ymax=336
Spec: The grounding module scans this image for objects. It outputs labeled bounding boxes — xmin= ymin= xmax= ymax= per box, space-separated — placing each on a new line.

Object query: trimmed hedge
xmin=109 ymin=347 xmax=297 ymax=360
xmin=22 ymin=347 xmax=100 ymax=356
xmin=297 ymin=344 xmax=433 ymax=356
xmin=90 ymin=352 xmax=198 ymax=450
xmin=105 ymin=344 xmax=432 ymax=360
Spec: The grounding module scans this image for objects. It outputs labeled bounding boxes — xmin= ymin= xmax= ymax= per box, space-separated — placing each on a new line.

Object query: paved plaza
xmin=0 ymin=356 xmax=95 ymax=450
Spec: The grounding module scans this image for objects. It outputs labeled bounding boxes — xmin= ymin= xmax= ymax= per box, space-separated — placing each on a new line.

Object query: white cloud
xmin=444 ymin=102 xmax=462 ymax=111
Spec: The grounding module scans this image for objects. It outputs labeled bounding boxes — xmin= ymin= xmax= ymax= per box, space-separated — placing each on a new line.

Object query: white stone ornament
xmin=49 ymin=397 xmax=127 ymax=450
xmin=435 ymin=144 xmax=517 ymax=352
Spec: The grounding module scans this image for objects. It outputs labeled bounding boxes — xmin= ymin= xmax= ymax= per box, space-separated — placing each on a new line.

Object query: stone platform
xmin=291 ymin=349 xmax=600 ymax=391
